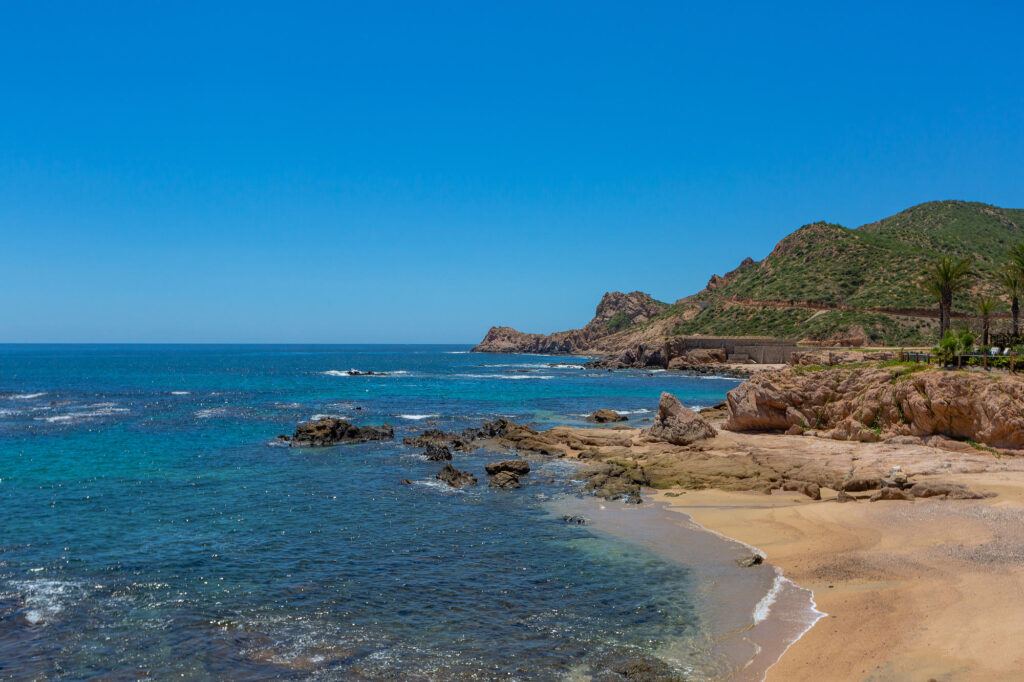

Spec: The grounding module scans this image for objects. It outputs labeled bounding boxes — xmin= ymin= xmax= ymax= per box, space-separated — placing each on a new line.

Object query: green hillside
xmin=660 ymin=201 xmax=1024 ymax=345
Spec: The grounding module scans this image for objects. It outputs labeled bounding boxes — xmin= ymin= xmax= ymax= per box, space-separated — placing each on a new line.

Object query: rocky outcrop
xmin=488 ymin=471 xmax=521 ymax=489
xmin=472 ymin=291 xmax=667 ymax=354
xmin=485 ymin=459 xmax=531 ymax=475
xmin=725 ymin=366 xmax=1024 ymax=451
xmin=423 ymin=444 xmax=452 ymax=461
xmin=586 ymin=409 xmax=627 ymax=423
xmin=471 ymin=326 xmax=588 ymax=354
xmin=402 ymin=427 xmax=478 ymax=452
xmin=436 ymin=463 xmax=477 ymax=488
xmin=645 ymin=392 xmax=717 ymax=445
xmin=290 ymin=418 xmax=394 ymax=447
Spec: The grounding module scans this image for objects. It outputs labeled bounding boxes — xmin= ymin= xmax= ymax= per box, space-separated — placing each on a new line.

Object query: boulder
xmin=738 ymin=554 xmax=765 ymax=567
xmin=836 ymin=490 xmax=856 ymax=503
xmin=423 ymin=444 xmax=453 ymax=461
xmin=485 ymin=459 xmax=531 ymax=476
xmin=488 ymin=471 xmax=521 ymax=489
xmin=645 ymin=392 xmax=717 ymax=445
xmin=436 ymin=463 xmax=477 ymax=488
xmin=290 ymin=418 xmax=394 ymax=447
xmin=586 ymin=409 xmax=628 ymax=423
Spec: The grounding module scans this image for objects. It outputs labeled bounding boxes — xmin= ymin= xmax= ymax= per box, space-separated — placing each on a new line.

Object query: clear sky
xmin=2 ymin=1 xmax=1022 ymax=343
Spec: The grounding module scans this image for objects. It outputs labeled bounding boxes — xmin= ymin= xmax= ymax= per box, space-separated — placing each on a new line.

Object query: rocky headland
xmin=472 ymin=202 xmax=1024 ymax=351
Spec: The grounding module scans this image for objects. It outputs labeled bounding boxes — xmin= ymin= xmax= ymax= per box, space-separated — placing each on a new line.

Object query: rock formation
xmin=472 ymin=291 xmax=667 ymax=354
xmin=290 ymin=417 xmax=394 ymax=447
xmin=436 ymin=463 xmax=477 ymax=488
xmin=725 ymin=366 xmax=1024 ymax=451
xmin=484 ymin=459 xmax=531 ymax=475
xmin=488 ymin=471 xmax=521 ymax=489
xmin=586 ymin=409 xmax=627 ymax=423
xmin=645 ymin=392 xmax=717 ymax=445
xmin=422 ymin=444 xmax=452 ymax=461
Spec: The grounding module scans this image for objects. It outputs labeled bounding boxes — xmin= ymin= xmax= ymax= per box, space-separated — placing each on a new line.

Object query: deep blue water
xmin=0 ymin=345 xmax=743 ymax=679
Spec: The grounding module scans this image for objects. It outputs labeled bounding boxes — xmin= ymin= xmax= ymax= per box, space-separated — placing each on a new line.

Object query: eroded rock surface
xmin=645 ymin=392 xmax=717 ymax=445
xmin=725 ymin=366 xmax=1024 ymax=451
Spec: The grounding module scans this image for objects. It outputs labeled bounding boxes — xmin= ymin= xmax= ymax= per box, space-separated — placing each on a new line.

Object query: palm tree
xmin=995 ymin=265 xmax=1022 ymax=338
xmin=976 ymin=295 xmax=997 ymax=347
xmin=920 ymin=256 xmax=974 ymax=337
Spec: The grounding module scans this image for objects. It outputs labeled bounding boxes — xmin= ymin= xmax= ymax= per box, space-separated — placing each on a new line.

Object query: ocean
xmin=0 ymin=344 xmax=803 ymax=680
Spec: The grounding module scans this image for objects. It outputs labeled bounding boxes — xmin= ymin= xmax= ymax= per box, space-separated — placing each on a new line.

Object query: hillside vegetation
xmin=475 ymin=200 xmax=1024 ymax=352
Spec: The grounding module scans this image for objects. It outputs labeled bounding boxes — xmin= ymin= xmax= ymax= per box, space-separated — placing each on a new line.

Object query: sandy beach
xmin=653 ymin=473 xmax=1024 ymax=681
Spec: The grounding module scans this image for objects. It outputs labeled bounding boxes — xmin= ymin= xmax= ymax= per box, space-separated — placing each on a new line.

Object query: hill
xmin=473 ymin=200 xmax=1024 ymax=354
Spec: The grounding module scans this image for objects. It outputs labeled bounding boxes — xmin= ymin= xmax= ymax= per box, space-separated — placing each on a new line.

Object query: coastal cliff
xmin=473 ymin=291 xmax=668 ymax=354
xmin=473 ymin=200 xmax=1024 ymax=353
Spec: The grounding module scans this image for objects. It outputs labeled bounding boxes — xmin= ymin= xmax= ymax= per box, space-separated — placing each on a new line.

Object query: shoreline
xmin=551 ymin=493 xmax=825 ymax=681
xmin=649 ymin=479 xmax=1024 ymax=680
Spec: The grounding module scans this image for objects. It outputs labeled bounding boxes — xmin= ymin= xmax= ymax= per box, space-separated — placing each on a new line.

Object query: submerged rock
xmin=290 ymin=417 xmax=394 ymax=447
xmin=563 ymin=515 xmax=588 ymax=525
xmin=586 ymin=409 xmax=628 ymax=423
xmin=645 ymin=392 xmax=717 ymax=445
xmin=592 ymin=653 xmax=683 ymax=681
xmin=436 ymin=463 xmax=477 ymax=488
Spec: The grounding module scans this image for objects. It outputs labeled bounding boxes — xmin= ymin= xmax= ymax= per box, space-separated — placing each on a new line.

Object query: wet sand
xmin=652 ymin=473 xmax=1024 ymax=681
xmin=552 ymin=495 xmax=823 ymax=681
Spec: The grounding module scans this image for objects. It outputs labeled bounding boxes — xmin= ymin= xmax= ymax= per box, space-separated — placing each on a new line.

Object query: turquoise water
xmin=0 ymin=344 xmax=744 ymax=679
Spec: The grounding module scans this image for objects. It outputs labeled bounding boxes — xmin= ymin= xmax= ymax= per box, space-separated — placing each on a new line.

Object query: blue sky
xmin=2 ymin=1 xmax=1022 ymax=343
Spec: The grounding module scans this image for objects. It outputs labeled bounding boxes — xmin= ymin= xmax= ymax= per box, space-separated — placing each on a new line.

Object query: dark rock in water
xmin=290 ymin=417 xmax=394 ymax=447
xmin=592 ymin=653 xmax=684 ymax=681
xmin=400 ymin=478 xmax=413 ymax=485
xmin=423 ymin=444 xmax=453 ymax=461
xmin=563 ymin=515 xmax=588 ymax=525
xmin=738 ymin=554 xmax=764 ymax=567
xmin=644 ymin=392 xmax=716 ymax=445
xmin=485 ymin=459 xmax=531 ymax=476
xmin=436 ymin=463 xmax=477 ymax=488
xmin=624 ymin=490 xmax=642 ymax=504
xmin=403 ymin=428 xmax=474 ymax=452
xmin=587 ymin=475 xmax=642 ymax=503
xmin=586 ymin=409 xmax=628 ymax=423
xmin=488 ymin=470 xmax=521 ymax=489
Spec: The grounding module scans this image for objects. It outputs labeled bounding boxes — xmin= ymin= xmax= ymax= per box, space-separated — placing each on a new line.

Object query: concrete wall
xmin=668 ymin=336 xmax=798 ymax=364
